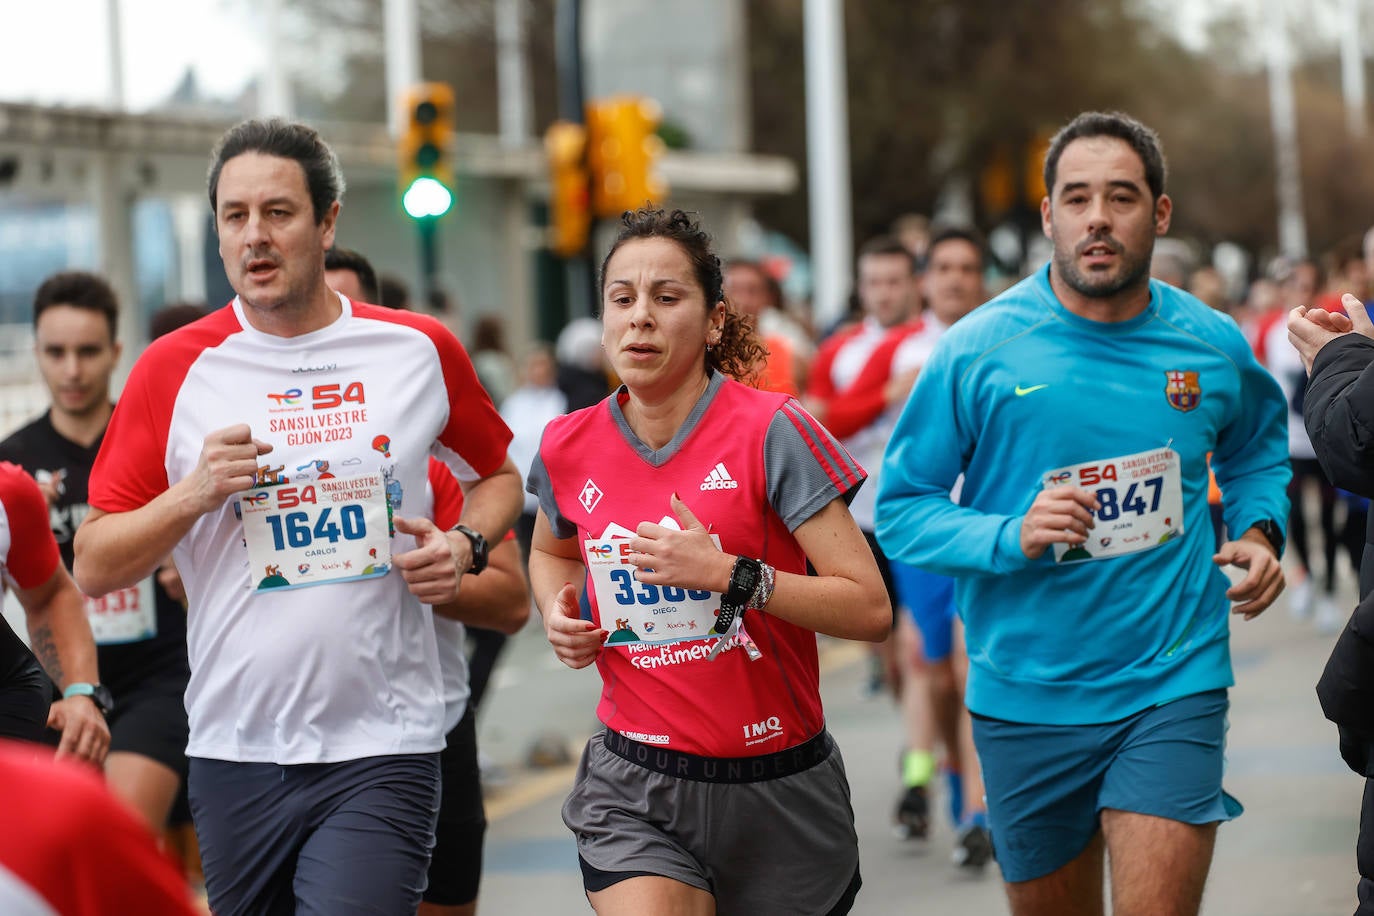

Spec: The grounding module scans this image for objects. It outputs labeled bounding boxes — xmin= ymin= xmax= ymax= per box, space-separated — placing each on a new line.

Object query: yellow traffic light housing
xmin=545 ymin=121 xmax=591 ymax=258
xmin=399 ymin=82 xmax=456 ymax=219
xmin=586 ymin=95 xmax=667 ymax=218
xmin=1024 ymin=131 xmax=1052 ymax=209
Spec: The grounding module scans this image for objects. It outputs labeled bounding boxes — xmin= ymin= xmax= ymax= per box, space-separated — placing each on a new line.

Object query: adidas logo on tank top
xmin=700 ymin=462 xmax=739 ymax=491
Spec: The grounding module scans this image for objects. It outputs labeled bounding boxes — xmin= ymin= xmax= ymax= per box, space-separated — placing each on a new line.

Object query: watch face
xmin=729 ymin=559 xmax=761 ymax=601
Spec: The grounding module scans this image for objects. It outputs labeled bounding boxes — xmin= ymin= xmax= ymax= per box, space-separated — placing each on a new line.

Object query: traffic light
xmin=979 ymin=147 xmax=1016 ymax=219
xmin=586 ymin=96 xmax=667 ymax=218
xmin=545 ymin=121 xmax=591 ymax=258
xmin=1023 ymin=131 xmax=1052 ymax=208
xmin=399 ymin=82 xmax=456 ymax=220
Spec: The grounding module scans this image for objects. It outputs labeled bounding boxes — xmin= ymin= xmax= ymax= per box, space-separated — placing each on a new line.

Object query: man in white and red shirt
xmin=806 ymin=237 xmax=923 ymax=498
xmin=0 ymin=463 xmax=109 ymax=764
xmin=74 ymin=118 xmax=522 ymax=916
xmin=883 ymin=227 xmax=994 ymax=867
xmin=805 ymin=235 xmax=930 ymax=829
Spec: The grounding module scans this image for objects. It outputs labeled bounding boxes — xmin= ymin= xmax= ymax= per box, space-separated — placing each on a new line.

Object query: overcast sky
xmin=0 ymin=1 xmax=259 ymax=110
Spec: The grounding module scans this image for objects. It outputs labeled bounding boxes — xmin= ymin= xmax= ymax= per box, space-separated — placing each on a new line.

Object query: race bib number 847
xmin=1042 ymin=448 xmax=1185 ymax=564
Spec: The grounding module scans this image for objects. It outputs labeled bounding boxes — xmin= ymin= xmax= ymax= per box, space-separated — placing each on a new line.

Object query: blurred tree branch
xmin=747 ymin=0 xmax=1374 ymax=269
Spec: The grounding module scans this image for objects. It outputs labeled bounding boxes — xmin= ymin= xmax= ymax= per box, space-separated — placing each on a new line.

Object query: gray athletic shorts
xmin=564 ymin=729 xmax=861 ymax=915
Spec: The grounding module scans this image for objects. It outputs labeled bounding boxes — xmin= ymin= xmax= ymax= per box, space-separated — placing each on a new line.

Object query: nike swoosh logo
xmin=1014 ymin=384 xmax=1049 ymax=396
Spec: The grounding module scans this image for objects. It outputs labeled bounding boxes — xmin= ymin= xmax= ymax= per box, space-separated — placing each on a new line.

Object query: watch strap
xmin=450 ymin=524 xmax=489 ymax=574
xmin=1252 ymin=519 xmax=1284 ymax=556
xmin=63 ymin=682 xmax=113 ymax=715
xmin=62 ymin=682 xmax=97 ymax=700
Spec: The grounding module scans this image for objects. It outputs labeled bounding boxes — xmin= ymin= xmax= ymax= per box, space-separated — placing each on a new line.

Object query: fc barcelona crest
xmin=1164 ymin=370 xmax=1202 ymax=412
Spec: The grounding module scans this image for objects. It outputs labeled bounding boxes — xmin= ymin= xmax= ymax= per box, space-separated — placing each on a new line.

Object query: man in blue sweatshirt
xmin=876 ymin=111 xmax=1290 ymax=915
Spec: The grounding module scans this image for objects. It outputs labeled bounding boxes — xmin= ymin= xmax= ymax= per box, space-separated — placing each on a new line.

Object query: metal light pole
xmin=497 ymin=0 xmax=532 ymax=149
xmin=385 ymin=0 xmax=422 ymax=138
xmin=106 ymin=0 xmax=125 ymax=110
xmin=804 ymin=0 xmax=854 ymax=332
xmin=556 ymin=0 xmax=595 ymax=318
xmin=1341 ymin=0 xmax=1367 ymax=138
xmin=260 ymin=0 xmax=295 ymax=117
xmin=1265 ymin=0 xmax=1308 ymax=259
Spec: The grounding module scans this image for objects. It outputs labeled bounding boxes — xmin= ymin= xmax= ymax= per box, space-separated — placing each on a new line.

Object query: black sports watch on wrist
xmin=63 ymin=682 xmax=115 ymax=717
xmin=714 ymin=557 xmax=762 ymax=635
xmin=1251 ymin=519 xmax=1284 ymax=557
xmin=450 ymin=524 xmax=489 ymax=575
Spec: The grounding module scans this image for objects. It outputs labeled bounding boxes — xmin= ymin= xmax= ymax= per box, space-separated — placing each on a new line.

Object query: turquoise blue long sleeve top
xmin=876 ymin=266 xmax=1291 ymax=725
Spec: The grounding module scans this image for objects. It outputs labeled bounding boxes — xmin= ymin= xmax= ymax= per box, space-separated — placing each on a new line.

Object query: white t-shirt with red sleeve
xmin=1 ymin=463 xmax=62 ymax=679
xmin=0 ymin=462 xmax=60 ymax=594
xmin=528 ymin=372 xmax=865 ymax=758
xmin=87 ymin=296 xmax=512 ymax=765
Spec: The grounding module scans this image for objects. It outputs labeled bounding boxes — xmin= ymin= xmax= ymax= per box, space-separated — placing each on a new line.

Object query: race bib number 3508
xmin=1042 ymin=448 xmax=1185 ymax=564
xmin=239 ymin=473 xmax=391 ymax=591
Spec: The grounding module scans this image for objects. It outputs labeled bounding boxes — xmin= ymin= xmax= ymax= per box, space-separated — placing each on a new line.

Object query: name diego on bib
xmin=238 ymin=472 xmax=392 ymax=591
xmin=1042 ymin=447 xmax=1185 ymax=564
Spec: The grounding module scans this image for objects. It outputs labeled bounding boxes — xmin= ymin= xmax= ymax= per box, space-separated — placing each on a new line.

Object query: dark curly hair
xmin=600 ymin=208 xmax=767 ymax=386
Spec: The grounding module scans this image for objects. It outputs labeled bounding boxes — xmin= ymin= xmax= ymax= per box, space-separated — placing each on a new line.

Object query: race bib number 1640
xmin=239 ymin=473 xmax=391 ymax=591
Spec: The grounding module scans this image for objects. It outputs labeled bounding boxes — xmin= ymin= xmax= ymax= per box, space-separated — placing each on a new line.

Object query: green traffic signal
xmin=399 ymin=82 xmax=456 ymax=220
xmin=403 ymin=176 xmax=454 ymax=219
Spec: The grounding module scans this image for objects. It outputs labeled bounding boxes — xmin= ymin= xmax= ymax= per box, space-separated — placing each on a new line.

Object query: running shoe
xmin=1316 ymin=595 xmax=1345 ymax=636
xmin=863 ymin=652 xmax=886 ymax=697
xmin=893 ymin=784 xmax=930 ymax=840
xmin=1288 ymin=575 xmax=1314 ymax=620
xmin=952 ymin=822 xmax=994 ymax=871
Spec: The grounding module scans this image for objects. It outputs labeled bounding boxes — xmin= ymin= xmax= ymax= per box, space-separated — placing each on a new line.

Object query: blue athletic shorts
xmin=189 ymin=753 xmax=440 ymax=916
xmin=890 ymin=562 xmax=957 ymax=662
xmin=971 ymin=689 xmax=1241 ymax=883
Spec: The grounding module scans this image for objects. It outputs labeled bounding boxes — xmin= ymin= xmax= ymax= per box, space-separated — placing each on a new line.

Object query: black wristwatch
xmin=450 ymin=524 xmax=489 ymax=575
xmin=1251 ymin=519 xmax=1284 ymax=557
xmin=63 ymin=682 xmax=115 ymax=717
xmin=714 ymin=557 xmax=762 ymax=635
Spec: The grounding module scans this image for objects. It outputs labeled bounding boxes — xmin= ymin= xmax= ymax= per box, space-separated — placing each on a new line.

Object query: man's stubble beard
xmin=1052 ymin=227 xmax=1154 ymax=301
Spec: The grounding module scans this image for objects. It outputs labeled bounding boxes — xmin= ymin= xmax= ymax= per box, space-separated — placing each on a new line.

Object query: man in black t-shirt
xmin=0 ymin=272 xmax=190 ymax=830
